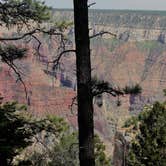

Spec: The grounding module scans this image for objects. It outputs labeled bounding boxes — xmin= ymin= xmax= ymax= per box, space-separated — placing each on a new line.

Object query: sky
xmin=43 ymin=0 xmax=166 ymax=11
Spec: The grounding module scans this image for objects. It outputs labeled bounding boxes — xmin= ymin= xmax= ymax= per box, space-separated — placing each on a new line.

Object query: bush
xmin=127 ymin=102 xmax=166 ymax=166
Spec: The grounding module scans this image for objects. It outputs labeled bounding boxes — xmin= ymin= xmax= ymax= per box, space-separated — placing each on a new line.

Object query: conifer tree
xmin=127 ymin=102 xmax=166 ymax=166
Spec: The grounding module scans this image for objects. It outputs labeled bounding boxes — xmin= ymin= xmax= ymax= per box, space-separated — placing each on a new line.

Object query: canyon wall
xmin=54 ymin=9 xmax=166 ymax=42
xmin=1 ymin=10 xmax=166 ymax=162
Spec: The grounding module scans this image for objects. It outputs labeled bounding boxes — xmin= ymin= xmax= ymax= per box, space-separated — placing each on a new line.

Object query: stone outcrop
xmin=2 ymin=9 xmax=166 ymax=164
xmin=91 ymin=38 xmax=166 ymax=112
xmin=54 ymin=9 xmax=166 ymax=42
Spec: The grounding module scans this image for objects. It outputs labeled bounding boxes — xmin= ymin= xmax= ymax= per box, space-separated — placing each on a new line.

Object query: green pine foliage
xmin=0 ymin=100 xmax=69 ymax=165
xmin=123 ymin=84 xmax=142 ymax=95
xmin=94 ymin=135 xmax=112 ymax=166
xmin=48 ymin=134 xmax=112 ymax=166
xmin=127 ymin=102 xmax=166 ymax=166
xmin=0 ymin=99 xmax=112 ymax=165
xmin=0 ymin=101 xmax=32 ymax=164
xmin=0 ymin=45 xmax=27 ymax=62
xmin=25 ymin=133 xmax=112 ymax=166
xmin=0 ymin=0 xmax=50 ymax=27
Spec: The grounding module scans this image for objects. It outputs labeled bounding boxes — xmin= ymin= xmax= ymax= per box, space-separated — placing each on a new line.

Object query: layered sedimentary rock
xmin=1 ymin=9 xmax=166 ymax=163
xmin=54 ymin=9 xmax=166 ymax=42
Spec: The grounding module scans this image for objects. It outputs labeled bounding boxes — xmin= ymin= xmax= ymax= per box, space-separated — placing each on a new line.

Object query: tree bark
xmin=73 ymin=0 xmax=95 ymax=166
xmin=0 ymin=154 xmax=8 ymax=166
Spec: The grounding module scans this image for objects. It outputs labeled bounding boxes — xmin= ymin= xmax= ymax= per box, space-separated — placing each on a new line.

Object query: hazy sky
xmin=43 ymin=0 xmax=166 ymax=10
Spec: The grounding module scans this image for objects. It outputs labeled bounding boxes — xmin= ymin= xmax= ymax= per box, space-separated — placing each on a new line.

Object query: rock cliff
xmin=54 ymin=9 xmax=166 ymax=42
xmin=1 ymin=9 xmax=166 ymax=163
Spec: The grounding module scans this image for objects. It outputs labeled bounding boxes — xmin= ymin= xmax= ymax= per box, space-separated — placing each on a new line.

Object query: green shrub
xmin=127 ymin=102 xmax=166 ymax=166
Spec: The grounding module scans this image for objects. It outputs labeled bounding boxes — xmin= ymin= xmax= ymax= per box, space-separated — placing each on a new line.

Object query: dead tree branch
xmin=69 ymin=96 xmax=77 ymax=115
xmin=88 ymin=2 xmax=96 ymax=7
xmin=0 ymin=28 xmax=65 ymax=41
xmin=90 ymin=31 xmax=116 ymax=39
xmin=0 ymin=27 xmax=69 ymax=101
xmin=31 ymin=34 xmax=42 ymax=58
xmin=47 ymin=49 xmax=76 ymax=70
xmin=0 ymin=29 xmax=40 ymax=41
xmin=1 ymin=56 xmax=28 ymax=100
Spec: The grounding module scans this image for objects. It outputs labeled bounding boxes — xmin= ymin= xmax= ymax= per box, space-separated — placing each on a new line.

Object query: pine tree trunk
xmin=0 ymin=154 xmax=8 ymax=166
xmin=73 ymin=0 xmax=95 ymax=165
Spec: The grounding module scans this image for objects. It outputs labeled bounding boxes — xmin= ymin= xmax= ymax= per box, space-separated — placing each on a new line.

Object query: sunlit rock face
xmin=0 ymin=35 xmax=113 ymax=146
xmin=0 ymin=55 xmax=116 ymax=155
xmin=92 ymin=39 xmax=166 ymax=113
xmin=53 ymin=9 xmax=166 ymax=113
xmin=0 ymin=54 xmax=75 ymax=116
xmin=1 ymin=9 xmax=166 ymax=162
xmin=54 ymin=9 xmax=166 ymax=42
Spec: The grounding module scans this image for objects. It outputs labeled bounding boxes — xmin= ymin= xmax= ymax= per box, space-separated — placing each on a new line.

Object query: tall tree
xmin=73 ymin=0 xmax=95 ymax=165
xmin=0 ymin=1 xmax=142 ymax=165
xmin=72 ymin=1 xmax=142 ymax=165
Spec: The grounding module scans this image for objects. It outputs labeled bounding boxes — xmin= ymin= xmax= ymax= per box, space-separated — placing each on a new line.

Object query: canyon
xmin=54 ymin=9 xmax=166 ymax=42
xmin=1 ymin=9 xmax=166 ymax=164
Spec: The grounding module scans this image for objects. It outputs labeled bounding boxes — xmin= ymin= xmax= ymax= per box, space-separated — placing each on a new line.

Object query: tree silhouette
xmin=73 ymin=1 xmax=141 ymax=165
xmin=0 ymin=1 xmax=142 ymax=165
xmin=73 ymin=0 xmax=95 ymax=165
